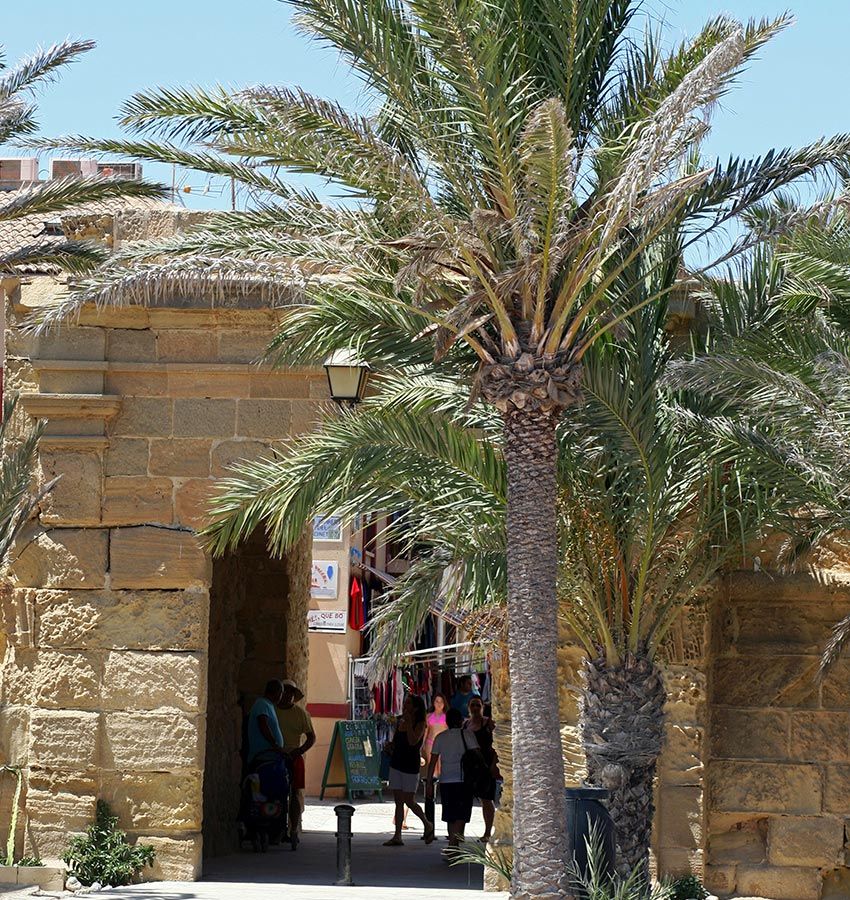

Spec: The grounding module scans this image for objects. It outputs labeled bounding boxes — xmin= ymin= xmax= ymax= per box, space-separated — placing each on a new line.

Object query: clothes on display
xmin=348 ymin=574 xmax=365 ymax=631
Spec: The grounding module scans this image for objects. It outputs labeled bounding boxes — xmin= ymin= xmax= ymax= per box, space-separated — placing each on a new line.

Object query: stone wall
xmin=705 ymin=569 xmax=850 ymax=900
xmin=0 ymin=278 xmax=322 ymax=879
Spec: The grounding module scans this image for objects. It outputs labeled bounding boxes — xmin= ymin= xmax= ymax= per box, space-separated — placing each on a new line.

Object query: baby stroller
xmin=239 ymin=750 xmax=292 ymax=852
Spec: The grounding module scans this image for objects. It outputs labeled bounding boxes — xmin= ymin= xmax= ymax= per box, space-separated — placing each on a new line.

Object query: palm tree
xmin=667 ymin=201 xmax=850 ymax=677
xmin=0 ymin=396 xmax=55 ymax=574
xmin=201 ymin=276 xmax=831 ymax=880
xmin=26 ymin=6 xmax=850 ymax=896
xmin=0 ymin=39 xmax=167 ymax=274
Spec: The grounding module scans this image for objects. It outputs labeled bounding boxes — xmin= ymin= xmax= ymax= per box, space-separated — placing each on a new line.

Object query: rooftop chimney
xmin=49 ymin=159 xmax=143 ymax=181
xmin=0 ymin=157 xmax=39 ymax=190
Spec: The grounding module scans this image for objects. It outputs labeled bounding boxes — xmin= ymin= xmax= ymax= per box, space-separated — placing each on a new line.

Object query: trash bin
xmin=565 ymin=785 xmax=615 ymax=893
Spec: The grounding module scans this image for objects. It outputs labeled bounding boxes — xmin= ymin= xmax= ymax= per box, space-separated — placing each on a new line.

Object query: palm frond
xmin=0 ymin=174 xmax=167 ymax=222
xmin=0 ymin=39 xmax=95 ymax=102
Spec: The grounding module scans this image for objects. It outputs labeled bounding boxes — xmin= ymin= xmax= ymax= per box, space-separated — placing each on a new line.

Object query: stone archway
xmin=201 ymin=530 xmax=310 ymax=859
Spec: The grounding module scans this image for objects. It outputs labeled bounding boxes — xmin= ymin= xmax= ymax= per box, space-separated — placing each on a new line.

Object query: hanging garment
xmin=348 ymin=575 xmax=365 ymax=631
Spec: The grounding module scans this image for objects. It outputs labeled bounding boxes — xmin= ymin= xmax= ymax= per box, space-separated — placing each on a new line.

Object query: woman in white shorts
xmin=384 ymin=694 xmax=435 ymax=846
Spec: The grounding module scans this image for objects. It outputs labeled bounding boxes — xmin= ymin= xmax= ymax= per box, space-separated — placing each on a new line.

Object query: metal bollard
xmin=334 ymin=803 xmax=356 ymax=886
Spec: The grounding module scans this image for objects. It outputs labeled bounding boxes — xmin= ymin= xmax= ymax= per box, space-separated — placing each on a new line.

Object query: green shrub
xmin=665 ymin=874 xmax=708 ymax=900
xmin=62 ymin=801 xmax=155 ymax=887
xmin=15 ymin=857 xmax=43 ymax=867
xmin=449 ymin=832 xmax=675 ymax=899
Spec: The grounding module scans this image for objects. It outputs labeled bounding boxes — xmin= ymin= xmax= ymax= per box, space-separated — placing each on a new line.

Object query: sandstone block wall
xmin=0 ymin=280 xmax=321 ymax=879
xmin=705 ymin=570 xmax=850 ymax=900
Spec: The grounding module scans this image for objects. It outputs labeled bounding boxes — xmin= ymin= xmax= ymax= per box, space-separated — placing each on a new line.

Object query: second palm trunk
xmin=581 ymin=652 xmax=666 ymax=882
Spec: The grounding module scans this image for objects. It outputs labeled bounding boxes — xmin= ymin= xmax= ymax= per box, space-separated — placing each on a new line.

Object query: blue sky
xmin=1 ymin=0 xmax=847 ymax=209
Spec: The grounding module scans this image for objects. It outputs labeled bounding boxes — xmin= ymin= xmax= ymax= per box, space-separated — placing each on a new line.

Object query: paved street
xmin=15 ymin=799 xmax=507 ymax=900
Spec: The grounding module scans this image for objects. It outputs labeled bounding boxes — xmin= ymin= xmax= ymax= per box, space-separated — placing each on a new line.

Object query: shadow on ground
xmin=201 ymin=830 xmax=484 ymax=891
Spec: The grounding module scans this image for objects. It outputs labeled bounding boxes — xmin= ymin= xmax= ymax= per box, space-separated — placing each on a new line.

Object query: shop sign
xmin=307 ymin=609 xmax=347 ymax=633
xmin=311 ymin=559 xmax=339 ymax=598
xmin=313 ymin=515 xmax=343 ymax=542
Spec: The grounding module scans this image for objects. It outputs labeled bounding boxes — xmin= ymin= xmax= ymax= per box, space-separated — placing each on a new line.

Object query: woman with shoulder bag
xmin=384 ymin=694 xmax=435 ymax=846
xmin=464 ymin=697 xmax=497 ymax=842
xmin=426 ymin=708 xmax=480 ymax=849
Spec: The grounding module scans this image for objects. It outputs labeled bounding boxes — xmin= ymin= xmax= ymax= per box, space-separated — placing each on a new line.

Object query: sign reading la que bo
xmin=307 ymin=609 xmax=347 ymax=633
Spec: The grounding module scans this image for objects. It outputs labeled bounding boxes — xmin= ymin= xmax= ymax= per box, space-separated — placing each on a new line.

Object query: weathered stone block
xmin=657 ymin=785 xmax=703 ymax=849
xmin=210 ymin=439 xmax=268 ymax=476
xmin=103 ymin=711 xmax=202 ymax=769
xmin=727 ymin=569 xmax=850 ymax=603
xmin=107 ymin=329 xmax=158 ymax=362
xmin=102 ymin=771 xmax=202 ymax=831
xmin=104 ymin=437 xmax=149 ymax=476
xmin=821 ymin=659 xmax=850 ymax=710
xmin=310 ymin=377 xmax=330 ymax=400
xmin=111 ymin=398 xmax=172 ymax=437
xmin=102 ymin=651 xmax=204 ymax=711
xmin=290 ymin=399 xmax=321 ymax=436
xmin=711 ymin=708 xmax=789 ymax=760
xmin=703 ymin=863 xmax=737 ymax=894
xmin=728 ymin=600 xmax=850 ymax=655
xmin=217 ymin=330 xmax=268 ymax=363
xmin=790 ymin=712 xmax=850 ymax=762
xmin=156 ymin=330 xmax=217 ymax=363
xmin=173 ymin=398 xmax=236 ymax=438
xmin=137 ymin=834 xmax=202 ymax=881
xmin=708 ymin=761 xmax=822 ymax=814
xmin=4 ymin=358 xmax=39 ymax=394
xmin=149 ymin=439 xmax=210 ymax=477
xmin=174 ymin=478 xmax=216 ymax=530
xmin=712 ymin=657 xmax=820 ymax=709
xmin=0 ymin=706 xmax=28 ymax=764
xmin=767 ymin=815 xmax=844 ymax=867
xmin=9 ymin=527 xmax=108 ymax=589
xmin=27 ymin=769 xmax=97 ymax=796
xmin=31 ymin=650 xmax=102 ymax=709
xmin=250 ymin=373 xmax=311 ymax=398
xmin=236 ymin=398 xmax=291 ymax=438
xmin=0 ymin=646 xmax=36 ymax=704
xmin=662 ymin=666 xmax=706 ymax=724
xmin=655 ymin=848 xmax=704 ymax=879
xmin=736 ymin=864 xmax=821 ymax=900
xmin=110 ymin=527 xmax=210 ymax=589
xmin=26 ymin=790 xmax=96 ymax=832
xmin=39 ymin=368 xmax=104 ymax=394
xmin=25 ymin=827 xmax=81 ymax=863
xmin=34 ymin=587 xmax=208 ymax=651
xmin=29 ymin=710 xmax=99 ymax=768
xmin=708 ymin=818 xmax=767 ymax=864
xmin=168 ymin=371 xmax=251 ymax=398
xmin=31 ymin=327 xmax=106 ymax=361
xmin=38 ymin=450 xmax=102 ymax=525
xmin=102 ymin=476 xmax=174 ymax=526
xmin=824 ymin=764 xmax=850 ymax=814
xmin=659 ymin=724 xmax=704 ymax=784
xmin=105 ymin=369 xmax=169 ymax=397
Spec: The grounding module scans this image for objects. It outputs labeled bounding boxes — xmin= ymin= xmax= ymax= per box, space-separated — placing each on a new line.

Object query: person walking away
xmin=464 ymin=697 xmax=497 ymax=842
xmin=422 ymin=693 xmax=449 ymax=834
xmin=384 ymin=695 xmax=435 ymax=846
xmin=426 ymin=708 xmax=479 ymax=849
xmin=276 ymin=679 xmax=315 ymax=847
xmin=450 ymin=674 xmax=480 ymax=719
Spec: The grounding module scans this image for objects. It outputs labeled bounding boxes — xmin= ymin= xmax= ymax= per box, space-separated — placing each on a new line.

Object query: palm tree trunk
xmin=503 ymin=408 xmax=571 ymax=900
xmin=582 ymin=653 xmax=666 ymax=883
